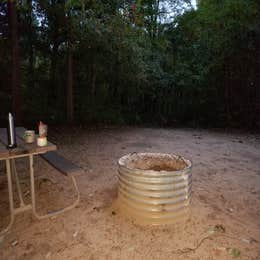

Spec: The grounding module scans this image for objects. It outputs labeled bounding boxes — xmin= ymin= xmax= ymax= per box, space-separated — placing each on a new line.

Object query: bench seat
xmin=40 ymin=151 xmax=84 ymax=176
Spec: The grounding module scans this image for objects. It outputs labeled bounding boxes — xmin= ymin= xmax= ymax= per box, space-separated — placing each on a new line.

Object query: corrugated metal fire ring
xmin=117 ymin=153 xmax=192 ymax=225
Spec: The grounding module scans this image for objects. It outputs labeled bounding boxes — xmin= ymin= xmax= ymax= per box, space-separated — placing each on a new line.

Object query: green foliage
xmin=165 ymin=0 xmax=260 ymax=127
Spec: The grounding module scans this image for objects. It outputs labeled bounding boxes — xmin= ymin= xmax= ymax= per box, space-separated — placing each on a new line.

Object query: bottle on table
xmin=37 ymin=121 xmax=48 ymax=147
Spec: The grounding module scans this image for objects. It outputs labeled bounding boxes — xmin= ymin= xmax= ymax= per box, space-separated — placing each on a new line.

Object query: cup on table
xmin=24 ymin=130 xmax=35 ymax=143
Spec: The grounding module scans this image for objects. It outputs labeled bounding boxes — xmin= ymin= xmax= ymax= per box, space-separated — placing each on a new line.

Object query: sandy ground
xmin=0 ymin=127 xmax=260 ymax=260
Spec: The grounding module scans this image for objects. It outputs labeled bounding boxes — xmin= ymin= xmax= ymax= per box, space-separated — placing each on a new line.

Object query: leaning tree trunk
xmin=66 ymin=8 xmax=74 ymax=124
xmin=66 ymin=41 xmax=74 ymax=123
xmin=7 ymin=0 xmax=22 ymax=123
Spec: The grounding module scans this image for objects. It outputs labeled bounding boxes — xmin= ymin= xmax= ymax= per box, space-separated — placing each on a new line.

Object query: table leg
xmin=29 ymin=155 xmax=37 ymax=216
xmin=11 ymin=159 xmax=25 ymax=207
xmin=0 ymin=159 xmax=15 ymax=235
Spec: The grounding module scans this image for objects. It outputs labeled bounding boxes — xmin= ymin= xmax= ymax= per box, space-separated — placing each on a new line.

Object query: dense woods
xmin=0 ymin=0 xmax=259 ymax=128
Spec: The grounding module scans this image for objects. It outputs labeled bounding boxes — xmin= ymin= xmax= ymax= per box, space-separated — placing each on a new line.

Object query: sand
xmin=0 ymin=127 xmax=260 ymax=259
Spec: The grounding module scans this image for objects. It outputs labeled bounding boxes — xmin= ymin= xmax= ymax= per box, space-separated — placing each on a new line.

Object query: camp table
xmin=0 ymin=127 xmax=80 ymax=235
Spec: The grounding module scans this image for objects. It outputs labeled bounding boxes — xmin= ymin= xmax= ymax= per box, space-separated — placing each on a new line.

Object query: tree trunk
xmin=91 ymin=63 xmax=97 ymax=97
xmin=66 ymin=42 xmax=74 ymax=123
xmin=50 ymin=43 xmax=58 ymax=100
xmin=27 ymin=0 xmax=34 ymax=89
xmin=224 ymin=64 xmax=231 ymax=126
xmin=7 ymin=0 xmax=22 ymax=123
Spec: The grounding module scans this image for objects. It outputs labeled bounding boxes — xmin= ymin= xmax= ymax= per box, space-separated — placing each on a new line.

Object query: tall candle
xmin=7 ymin=113 xmax=17 ymax=149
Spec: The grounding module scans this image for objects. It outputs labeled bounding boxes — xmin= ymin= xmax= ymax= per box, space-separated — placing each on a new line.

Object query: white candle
xmin=37 ymin=137 xmax=47 ymax=147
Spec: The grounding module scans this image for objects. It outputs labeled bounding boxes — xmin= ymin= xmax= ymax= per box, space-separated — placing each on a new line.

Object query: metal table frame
xmin=0 ymin=152 xmax=80 ymax=236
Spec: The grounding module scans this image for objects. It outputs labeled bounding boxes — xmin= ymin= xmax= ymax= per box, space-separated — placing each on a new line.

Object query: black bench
xmin=35 ymin=151 xmax=82 ymax=218
xmin=40 ymin=151 xmax=84 ymax=176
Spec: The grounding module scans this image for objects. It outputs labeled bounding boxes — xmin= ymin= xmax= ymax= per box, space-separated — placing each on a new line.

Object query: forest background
xmin=0 ymin=0 xmax=259 ymax=129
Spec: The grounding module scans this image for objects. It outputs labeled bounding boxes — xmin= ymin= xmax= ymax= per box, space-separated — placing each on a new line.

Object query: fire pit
xmin=117 ymin=153 xmax=192 ymax=225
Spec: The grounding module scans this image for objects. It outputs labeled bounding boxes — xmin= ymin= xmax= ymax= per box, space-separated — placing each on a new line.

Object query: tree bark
xmin=7 ymin=0 xmax=22 ymax=123
xmin=27 ymin=0 xmax=34 ymax=89
xmin=50 ymin=42 xmax=58 ymax=100
xmin=66 ymin=42 xmax=74 ymax=123
xmin=91 ymin=63 xmax=97 ymax=97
